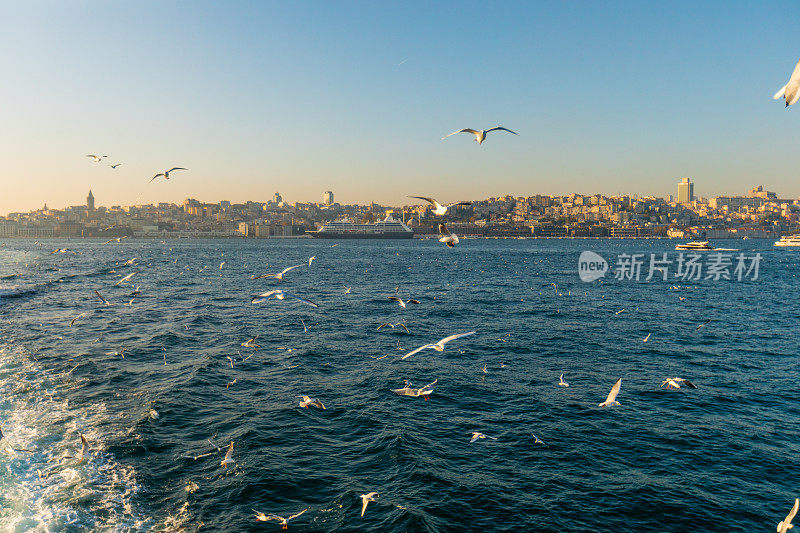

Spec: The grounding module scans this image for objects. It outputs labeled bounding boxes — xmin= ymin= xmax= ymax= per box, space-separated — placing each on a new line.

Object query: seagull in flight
xmin=253 ymin=508 xmax=307 ymax=529
xmin=402 ymin=331 xmax=475 ymax=360
xmin=391 ymin=378 xmax=437 ymax=400
xmin=94 ymin=290 xmax=113 ymax=306
xmin=308 ymin=255 xmax=316 ymax=266
xmin=149 ymin=167 xmax=187 ymax=183
xmin=469 ymin=432 xmax=497 ymax=443
xmin=774 ymin=58 xmax=800 ymax=108
xmin=598 ymin=378 xmax=622 ymax=407
xmin=778 ymin=498 xmax=799 ymax=533
xmin=643 ymin=333 xmax=651 ymax=342
xmin=220 ymin=441 xmax=234 ymax=468
xmin=388 ymin=295 xmax=420 ymax=308
xmin=86 ymin=154 xmax=107 ymax=162
xmin=69 ymin=313 xmax=86 ymax=327
xmin=696 ymin=319 xmax=711 ymax=331
xmin=408 ymin=196 xmax=473 ymax=216
xmin=532 ymin=434 xmax=546 ymax=446
xmin=377 ymin=322 xmax=410 ymax=333
xmin=442 ymin=126 xmax=518 ymax=144
xmin=298 ymin=396 xmax=326 ymax=409
xmin=241 ymin=336 xmax=261 ymax=349
xmin=344 ymin=286 xmax=352 ymax=294
xmin=661 ymin=377 xmax=697 ymax=390
xmin=438 ymin=223 xmax=459 ymax=248
xmin=251 ymin=290 xmax=319 ymax=308
xmin=360 ymin=492 xmax=378 ymax=517
xmin=252 ymin=264 xmax=304 ymax=280
xmin=109 ymin=163 xmax=122 ymax=169
xmin=114 ymin=271 xmax=137 ymax=286
xmin=558 ymin=374 xmax=569 ymax=387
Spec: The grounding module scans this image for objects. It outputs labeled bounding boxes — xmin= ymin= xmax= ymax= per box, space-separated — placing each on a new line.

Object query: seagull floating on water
xmin=251 ymin=290 xmax=319 ymax=308
xmin=401 ymin=331 xmax=476 ymax=360
xmin=558 ymin=374 xmax=569 ymax=387
xmin=774 ymin=59 xmax=800 ymax=108
xmin=149 ymin=167 xmax=187 ymax=183
xmin=360 ymin=492 xmax=378 ymax=517
xmin=391 ymin=378 xmax=437 ymax=400
xmin=253 ymin=508 xmax=307 ymax=529
xmin=442 ymin=126 xmax=518 ymax=144
xmin=598 ymin=378 xmax=622 ymax=407
xmin=778 ymin=498 xmax=799 ymax=533
xmin=438 ymin=223 xmax=459 ymax=248
xmin=408 ymin=196 xmax=473 ymax=216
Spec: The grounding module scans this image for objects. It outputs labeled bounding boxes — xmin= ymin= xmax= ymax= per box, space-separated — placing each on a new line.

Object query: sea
xmin=0 ymin=237 xmax=797 ymax=532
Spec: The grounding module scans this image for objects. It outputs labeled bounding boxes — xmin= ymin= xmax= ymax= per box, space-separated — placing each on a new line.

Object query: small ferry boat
xmin=675 ymin=240 xmax=714 ymax=251
xmin=774 ymin=235 xmax=800 ymax=247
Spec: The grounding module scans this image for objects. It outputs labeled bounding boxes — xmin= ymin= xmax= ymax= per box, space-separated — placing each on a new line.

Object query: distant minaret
xmin=87 ymin=189 xmax=95 ymax=212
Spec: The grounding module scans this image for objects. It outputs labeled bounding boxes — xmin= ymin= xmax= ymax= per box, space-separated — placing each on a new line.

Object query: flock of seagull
xmin=9 ymin=74 xmax=800 ymax=526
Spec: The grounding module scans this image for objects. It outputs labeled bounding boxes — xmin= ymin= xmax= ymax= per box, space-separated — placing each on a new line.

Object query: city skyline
xmin=2 ymin=2 xmax=799 ymax=215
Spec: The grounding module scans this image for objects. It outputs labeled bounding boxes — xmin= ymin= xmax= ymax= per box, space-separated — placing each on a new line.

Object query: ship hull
xmin=307 ymin=231 xmax=414 ymax=239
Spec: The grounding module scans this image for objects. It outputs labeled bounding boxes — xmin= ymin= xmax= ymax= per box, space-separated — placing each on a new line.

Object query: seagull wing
xmin=283 ymin=292 xmax=320 ymax=308
xmin=485 ymin=126 xmax=519 ymax=135
xmin=281 ymin=264 xmax=304 ymax=275
xmin=94 ymin=290 xmax=111 ymax=305
xmin=377 ymin=323 xmax=392 ymax=331
xmin=388 ymin=296 xmax=403 ymax=303
xmin=442 ymin=128 xmax=478 ymax=139
xmin=439 ymin=223 xmax=451 ymax=236
xmin=677 ymin=378 xmax=697 ymax=389
xmin=223 ymin=441 xmax=233 ymax=461
xmin=788 ymin=498 xmax=800 ymax=523
xmin=445 ymin=201 xmax=473 ymax=208
xmin=401 ymin=343 xmax=435 ymax=360
xmin=166 ymin=167 xmax=188 ymax=173
xmin=419 ymin=378 xmax=438 ymax=395
xmin=604 ymin=378 xmax=622 ymax=404
xmin=398 ymin=323 xmax=410 ymax=333
xmin=288 ymin=509 xmax=308 ymax=521
xmin=470 ymin=433 xmax=481 ymax=443
xmin=391 ymin=386 xmax=415 ymax=396
xmin=774 ymin=83 xmax=788 ymax=100
xmin=406 ymin=299 xmax=420 ymax=305
xmin=408 ymin=196 xmax=438 ymax=207
xmin=360 ymin=497 xmax=369 ymax=517
xmin=149 ymin=173 xmax=165 ymax=182
xmin=784 ymin=58 xmax=800 ymax=106
xmin=437 ymin=331 xmax=476 ymax=346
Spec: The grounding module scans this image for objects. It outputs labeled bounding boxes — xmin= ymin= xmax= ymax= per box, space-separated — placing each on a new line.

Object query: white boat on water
xmin=675 ymin=241 xmax=714 ymax=251
xmin=774 ymin=235 xmax=800 ymax=247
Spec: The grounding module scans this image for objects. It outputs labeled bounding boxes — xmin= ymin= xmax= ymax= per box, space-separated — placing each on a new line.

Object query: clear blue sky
xmin=1 ymin=1 xmax=798 ymax=214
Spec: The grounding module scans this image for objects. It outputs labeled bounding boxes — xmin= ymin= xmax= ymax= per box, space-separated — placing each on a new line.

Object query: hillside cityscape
xmin=2 ymin=178 xmax=799 ymax=239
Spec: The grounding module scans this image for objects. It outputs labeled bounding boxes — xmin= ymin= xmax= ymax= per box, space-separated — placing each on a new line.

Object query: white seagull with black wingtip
xmin=408 ymin=196 xmax=473 ymax=216
xmin=442 ymin=126 xmax=518 ymax=145
xmin=149 ymin=167 xmax=187 ymax=183
xmin=401 ymin=331 xmax=475 ymax=360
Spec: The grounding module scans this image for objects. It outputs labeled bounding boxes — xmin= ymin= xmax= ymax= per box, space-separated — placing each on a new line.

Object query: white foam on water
xmin=0 ymin=343 xmax=152 ymax=531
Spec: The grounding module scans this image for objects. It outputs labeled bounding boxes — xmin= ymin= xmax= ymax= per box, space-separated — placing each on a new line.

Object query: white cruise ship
xmin=307 ymin=214 xmax=414 ymax=239
xmin=774 ymin=235 xmax=800 ymax=247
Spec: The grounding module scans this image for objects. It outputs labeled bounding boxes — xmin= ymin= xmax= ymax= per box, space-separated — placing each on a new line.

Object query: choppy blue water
xmin=0 ymin=238 xmax=798 ymax=532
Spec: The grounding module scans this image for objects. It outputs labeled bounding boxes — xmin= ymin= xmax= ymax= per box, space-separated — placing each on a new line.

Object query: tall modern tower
xmin=323 ymin=190 xmax=334 ymax=205
xmin=677 ymin=177 xmax=694 ymax=204
xmin=87 ymin=189 xmax=95 ymax=212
